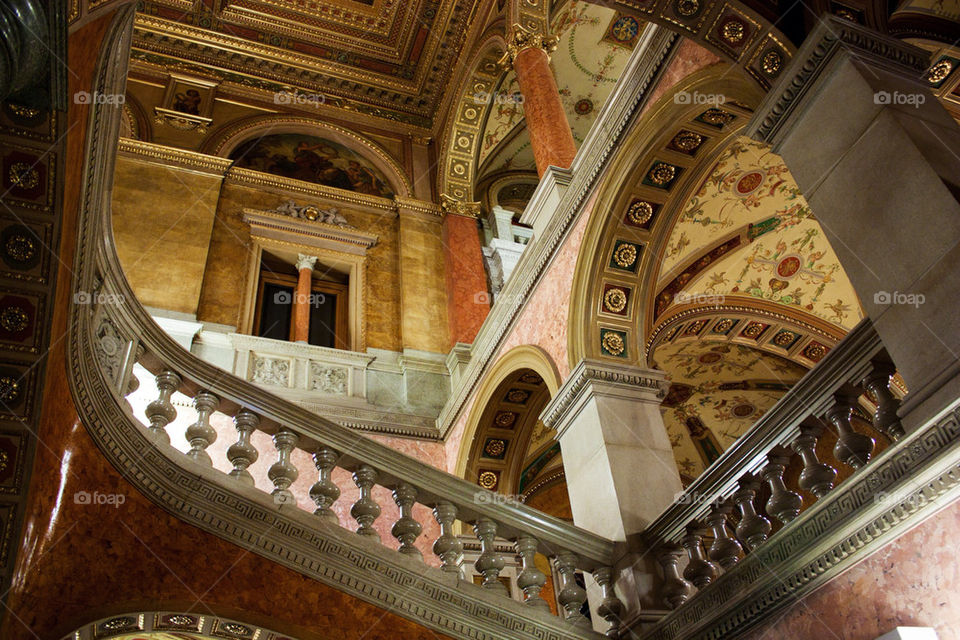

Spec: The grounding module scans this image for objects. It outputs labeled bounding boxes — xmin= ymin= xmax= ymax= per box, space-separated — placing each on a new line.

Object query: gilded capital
xmin=296 ymin=254 xmax=318 ymax=271
xmin=439 ymin=194 xmax=482 ymax=218
xmin=497 ymin=24 xmax=559 ymax=68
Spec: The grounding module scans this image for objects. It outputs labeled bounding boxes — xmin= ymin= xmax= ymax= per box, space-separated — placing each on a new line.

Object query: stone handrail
xmin=67 ymin=8 xmax=617 ymax=640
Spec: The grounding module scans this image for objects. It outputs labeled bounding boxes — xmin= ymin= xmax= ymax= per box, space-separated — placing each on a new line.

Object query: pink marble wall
xmin=640 ymin=39 xmax=723 ymax=118
xmin=741 ymin=498 xmax=960 ymax=640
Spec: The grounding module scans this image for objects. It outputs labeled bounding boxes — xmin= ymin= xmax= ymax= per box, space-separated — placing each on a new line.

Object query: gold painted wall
xmin=111 ymin=157 xmax=222 ymax=314
xmin=399 ymin=212 xmax=452 ymax=353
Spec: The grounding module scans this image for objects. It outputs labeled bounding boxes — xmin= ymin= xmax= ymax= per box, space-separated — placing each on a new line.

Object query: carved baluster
xmin=593 ymin=566 xmax=625 ymax=638
xmin=515 ymin=535 xmax=549 ymax=610
xmin=268 ymin=428 xmax=299 ymax=505
xmin=392 ymin=482 xmax=422 ymax=558
xmin=432 ymin=501 xmax=463 ymax=575
xmin=762 ymin=450 xmax=803 ymax=524
xmin=473 ymin=518 xmax=508 ymax=595
xmin=657 ymin=544 xmax=692 ymax=609
xmin=145 ymin=370 xmax=181 ymax=444
xmin=309 ymin=446 xmax=340 ymax=524
xmin=227 ymin=408 xmax=259 ymax=485
xmin=792 ymin=423 xmax=836 ymax=498
xmin=706 ymin=504 xmax=742 ymax=570
xmin=351 ymin=464 xmax=381 ymax=538
xmin=861 ymin=361 xmax=905 ymax=441
xmin=185 ymin=390 xmax=218 ymax=465
xmin=555 ymin=550 xmax=589 ymax=628
xmin=825 ymin=392 xmax=875 ymax=469
xmin=734 ymin=475 xmax=771 ymax=551
xmin=681 ymin=526 xmax=718 ymax=589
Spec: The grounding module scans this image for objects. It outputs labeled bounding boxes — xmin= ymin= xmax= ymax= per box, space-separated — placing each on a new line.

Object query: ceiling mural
xmin=476 ymin=1 xmax=640 ymax=182
xmin=478 ymin=71 xmax=524 ymax=165
xmin=656 ymin=136 xmax=864 ymax=331
xmin=652 ymin=339 xmax=807 ymax=482
xmin=229 ymin=133 xmax=396 ymax=198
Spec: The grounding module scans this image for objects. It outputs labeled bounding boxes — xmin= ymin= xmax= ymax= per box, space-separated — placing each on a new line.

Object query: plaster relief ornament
xmin=275 ymin=201 xmax=354 ymax=227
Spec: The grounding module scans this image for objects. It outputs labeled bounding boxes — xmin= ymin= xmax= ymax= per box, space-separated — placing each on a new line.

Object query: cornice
xmin=748 ymin=16 xmax=931 ymax=145
xmin=225 ymin=168 xmax=398 ymax=212
xmin=436 ymin=26 xmax=680 ymax=438
xmin=117 ymin=137 xmax=232 ymax=175
xmin=540 ymin=359 xmax=668 ymax=433
xmin=243 ymin=208 xmax=380 ymax=255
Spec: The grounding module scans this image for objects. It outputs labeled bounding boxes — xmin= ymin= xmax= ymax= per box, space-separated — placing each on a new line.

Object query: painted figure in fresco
xmin=347 ymin=160 xmax=386 ymax=196
xmin=173 ymin=89 xmax=201 ymax=115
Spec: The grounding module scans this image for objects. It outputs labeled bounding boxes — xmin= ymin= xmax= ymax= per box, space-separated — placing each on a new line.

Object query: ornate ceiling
xmin=130 ymin=0 xmax=493 ymax=129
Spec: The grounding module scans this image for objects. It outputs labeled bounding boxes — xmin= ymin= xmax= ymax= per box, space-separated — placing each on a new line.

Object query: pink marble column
xmin=293 ymin=254 xmax=317 ymax=343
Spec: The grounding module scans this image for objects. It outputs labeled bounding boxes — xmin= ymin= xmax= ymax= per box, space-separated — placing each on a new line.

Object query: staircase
xmin=66 ymin=8 xmax=960 ymax=640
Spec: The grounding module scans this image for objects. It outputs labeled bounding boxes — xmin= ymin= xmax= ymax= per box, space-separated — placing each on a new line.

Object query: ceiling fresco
xmin=656 ymin=136 xmax=864 ymax=331
xmin=476 ymin=1 xmax=641 ymax=181
xmin=652 ymin=339 xmax=807 ymax=482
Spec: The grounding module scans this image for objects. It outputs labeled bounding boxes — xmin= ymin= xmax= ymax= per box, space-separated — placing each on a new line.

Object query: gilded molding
xmin=395 ymin=195 xmax=443 ymax=218
xmin=440 ymin=194 xmax=482 ymax=218
xmin=226 ymin=168 xmax=398 ymax=212
xmin=67 ymin=611 xmax=293 ymax=639
xmin=242 ymin=208 xmax=380 ymax=254
xmin=117 ymin=137 xmax=233 ymax=175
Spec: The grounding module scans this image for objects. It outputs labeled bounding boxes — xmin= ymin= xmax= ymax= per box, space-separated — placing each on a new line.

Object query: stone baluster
xmin=268 ymin=428 xmax=299 ymax=505
xmin=657 ymin=544 xmax=692 ymax=609
xmin=681 ymin=526 xmax=718 ymax=589
xmin=227 ymin=408 xmax=260 ymax=485
xmin=391 ymin=482 xmax=423 ymax=559
xmin=309 ymin=446 xmax=340 ymax=524
xmin=792 ymin=422 xmax=836 ymax=498
xmin=145 ymin=370 xmax=181 ymax=444
xmin=706 ymin=504 xmax=742 ymax=570
xmin=555 ymin=550 xmax=589 ymax=628
xmin=825 ymin=392 xmax=875 ymax=469
xmin=733 ymin=475 xmax=771 ymax=551
xmin=762 ymin=450 xmax=803 ymax=524
xmin=514 ymin=535 xmax=549 ymax=611
xmin=185 ymin=390 xmax=218 ymax=465
xmin=432 ymin=501 xmax=463 ymax=575
xmin=861 ymin=361 xmax=905 ymax=441
xmin=351 ymin=464 xmax=381 ymax=538
xmin=473 ymin=518 xmax=508 ymax=595
xmin=593 ymin=566 xmax=625 ymax=638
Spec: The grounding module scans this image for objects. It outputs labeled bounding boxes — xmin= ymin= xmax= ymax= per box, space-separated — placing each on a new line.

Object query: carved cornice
xmin=243 ymin=208 xmax=379 ymax=255
xmin=395 ymin=195 xmax=443 ymax=219
xmin=749 ymin=16 xmax=931 ymax=145
xmin=541 ymin=359 xmax=669 ymax=432
xmin=117 ymin=137 xmax=233 ymax=175
xmin=437 ymin=27 xmax=679 ymax=437
xmin=226 ymin=168 xmax=398 ymax=212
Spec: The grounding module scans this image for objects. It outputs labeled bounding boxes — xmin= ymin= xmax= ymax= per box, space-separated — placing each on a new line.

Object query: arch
xmin=119 ymin=92 xmax=152 ymax=141
xmin=65 ymin=611 xmax=304 ymax=639
xmin=454 ymin=344 xmax=561 ymax=479
xmin=567 ymin=66 xmax=763 ymax=368
xmin=201 ymin=115 xmax=413 ymax=198
xmin=437 ymin=31 xmax=508 ymax=202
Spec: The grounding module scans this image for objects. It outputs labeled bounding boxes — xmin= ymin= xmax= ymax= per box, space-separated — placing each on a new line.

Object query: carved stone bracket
xmin=439 ymin=194 xmax=482 ymax=218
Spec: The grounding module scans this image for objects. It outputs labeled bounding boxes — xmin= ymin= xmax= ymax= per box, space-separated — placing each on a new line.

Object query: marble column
xmin=440 ymin=200 xmax=490 ymax=347
xmin=293 ymin=254 xmax=317 ymax=343
xmin=502 ymin=28 xmax=576 ymax=177
xmin=748 ymin=17 xmax=960 ymax=430
xmin=541 ymin=359 xmax=682 ymax=620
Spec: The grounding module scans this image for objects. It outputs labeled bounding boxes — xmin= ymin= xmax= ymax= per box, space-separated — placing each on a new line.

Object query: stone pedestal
xmin=542 ymin=359 xmax=682 ymax=629
xmin=749 ymin=17 xmax=960 ymax=428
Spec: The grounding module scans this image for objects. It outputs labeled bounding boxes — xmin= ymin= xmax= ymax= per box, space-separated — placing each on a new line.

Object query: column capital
xmin=497 ymin=23 xmax=559 ymax=68
xmin=295 ymin=254 xmax=318 ymax=272
xmin=541 ymin=359 xmax=669 ymax=435
xmin=439 ymin=194 xmax=482 ymax=218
